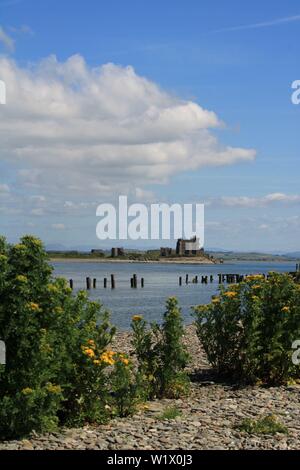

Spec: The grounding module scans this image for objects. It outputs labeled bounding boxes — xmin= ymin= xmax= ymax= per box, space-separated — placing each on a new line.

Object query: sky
xmin=0 ymin=0 xmax=299 ymax=252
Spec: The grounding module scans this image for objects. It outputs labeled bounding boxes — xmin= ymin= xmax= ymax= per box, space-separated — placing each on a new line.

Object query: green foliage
xmin=0 ymin=236 xmax=117 ymax=438
xmin=237 ymin=415 xmax=288 ymax=435
xmin=158 ymin=406 xmax=182 ymax=421
xmin=109 ymin=354 xmax=139 ymax=417
xmin=193 ymin=273 xmax=300 ymax=384
xmin=131 ymin=297 xmax=190 ymax=399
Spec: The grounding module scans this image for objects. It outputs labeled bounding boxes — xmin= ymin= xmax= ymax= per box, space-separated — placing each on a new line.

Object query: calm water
xmin=52 ymin=261 xmax=296 ymax=330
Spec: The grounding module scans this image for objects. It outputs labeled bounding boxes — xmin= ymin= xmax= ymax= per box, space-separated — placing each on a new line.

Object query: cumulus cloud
xmin=208 ymin=193 xmax=300 ymax=208
xmin=0 ymin=54 xmax=256 ymax=200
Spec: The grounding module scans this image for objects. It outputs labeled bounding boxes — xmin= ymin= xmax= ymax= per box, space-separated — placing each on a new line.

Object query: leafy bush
xmin=237 ymin=414 xmax=288 ymax=435
xmin=0 ymin=235 xmax=117 ymax=438
xmin=193 ymin=273 xmax=300 ymax=384
xmin=158 ymin=406 xmax=182 ymax=421
xmin=131 ymin=297 xmax=190 ymax=399
xmin=109 ymin=353 xmax=139 ymax=417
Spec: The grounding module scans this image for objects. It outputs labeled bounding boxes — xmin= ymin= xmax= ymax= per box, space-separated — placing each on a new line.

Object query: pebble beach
xmin=1 ymin=325 xmax=300 ymax=451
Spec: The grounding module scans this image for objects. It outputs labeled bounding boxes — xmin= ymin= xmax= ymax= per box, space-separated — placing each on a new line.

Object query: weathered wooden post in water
xmin=186 ymin=274 xmax=189 ymax=285
xmin=104 ymin=278 xmax=107 ymax=288
xmin=210 ymin=275 xmax=213 ymax=283
xmin=133 ymin=274 xmax=137 ymax=288
xmin=69 ymin=279 xmax=73 ymax=290
xmin=86 ymin=277 xmax=91 ymax=290
xmin=179 ymin=276 xmax=182 ymax=286
xmin=111 ymin=274 xmax=115 ymax=289
xmin=93 ymin=278 xmax=97 ymax=289
xmin=141 ymin=278 xmax=144 ymax=288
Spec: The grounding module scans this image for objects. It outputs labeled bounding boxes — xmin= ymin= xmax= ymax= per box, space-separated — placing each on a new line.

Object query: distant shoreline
xmin=49 ymin=257 xmax=218 ymax=265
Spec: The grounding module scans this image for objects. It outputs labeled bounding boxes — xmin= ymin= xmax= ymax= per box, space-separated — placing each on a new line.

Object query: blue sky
xmin=0 ymin=0 xmax=299 ymax=252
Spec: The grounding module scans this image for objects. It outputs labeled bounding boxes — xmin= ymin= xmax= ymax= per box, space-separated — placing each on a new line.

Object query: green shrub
xmin=0 ymin=235 xmax=116 ymax=438
xmin=109 ymin=353 xmax=139 ymax=417
xmin=237 ymin=414 xmax=288 ymax=435
xmin=193 ymin=273 xmax=300 ymax=384
xmin=131 ymin=297 xmax=190 ymax=399
xmin=158 ymin=406 xmax=182 ymax=421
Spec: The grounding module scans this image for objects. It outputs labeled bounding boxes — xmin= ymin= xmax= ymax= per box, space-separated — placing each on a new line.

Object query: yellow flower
xmin=132 ymin=315 xmax=143 ymax=322
xmin=32 ymin=239 xmax=43 ymax=247
xmin=21 ymin=387 xmax=33 ymax=395
xmin=47 ymin=284 xmax=58 ymax=293
xmin=88 ymin=339 xmax=95 ymax=347
xmin=281 ymin=306 xmax=290 ymax=313
xmin=100 ymin=351 xmax=115 ymax=365
xmin=224 ymin=291 xmax=237 ymax=298
xmin=119 ymin=357 xmax=129 ymax=366
xmin=27 ymin=302 xmax=40 ymax=312
xmin=212 ymin=297 xmax=220 ymax=304
xmin=46 ymin=384 xmax=61 ymax=394
xmin=82 ymin=348 xmax=95 ymax=358
xmin=93 ymin=359 xmax=101 ymax=365
xmin=14 ymin=244 xmax=26 ymax=251
xmin=246 ymin=274 xmax=264 ymax=281
xmin=16 ymin=275 xmax=28 ymax=283
xmin=252 ymin=285 xmax=261 ymax=290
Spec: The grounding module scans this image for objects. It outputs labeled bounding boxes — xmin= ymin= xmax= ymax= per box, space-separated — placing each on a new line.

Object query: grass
xmin=158 ymin=406 xmax=182 ymax=421
xmin=237 ymin=414 xmax=288 ymax=435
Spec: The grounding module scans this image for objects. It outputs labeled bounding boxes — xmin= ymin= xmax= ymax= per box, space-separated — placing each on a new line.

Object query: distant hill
xmin=285 ymin=252 xmax=300 ymax=259
xmin=207 ymin=250 xmax=299 ymax=262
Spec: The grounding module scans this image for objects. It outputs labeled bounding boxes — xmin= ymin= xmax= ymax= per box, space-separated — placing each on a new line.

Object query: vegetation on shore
xmin=0 ymin=236 xmax=300 ymax=440
xmin=0 ymin=237 xmax=188 ymax=439
xmin=194 ymin=272 xmax=300 ymax=384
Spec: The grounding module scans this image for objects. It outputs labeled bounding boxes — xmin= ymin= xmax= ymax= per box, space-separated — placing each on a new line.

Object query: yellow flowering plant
xmin=0 ymin=235 xmax=116 ymax=437
xmin=193 ymin=272 xmax=300 ymax=385
xmin=131 ymin=297 xmax=190 ymax=400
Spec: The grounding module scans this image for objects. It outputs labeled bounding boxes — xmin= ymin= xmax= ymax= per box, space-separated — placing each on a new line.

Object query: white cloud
xmin=0 ymin=54 xmax=256 ymax=200
xmin=210 ymin=193 xmax=300 ymax=208
xmin=0 ymin=26 xmax=14 ymax=52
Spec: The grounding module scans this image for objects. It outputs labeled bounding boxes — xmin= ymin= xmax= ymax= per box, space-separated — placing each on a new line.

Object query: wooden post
xmin=130 ymin=278 xmax=134 ymax=288
xmin=179 ymin=276 xmax=182 ymax=286
xmin=210 ymin=275 xmax=213 ymax=283
xmin=195 ymin=276 xmax=198 ymax=284
xmin=111 ymin=274 xmax=115 ymax=289
xmin=141 ymin=278 xmax=144 ymax=288
xmin=86 ymin=277 xmax=91 ymax=290
xmin=133 ymin=274 xmax=137 ymax=288
xmin=104 ymin=278 xmax=107 ymax=288
xmin=185 ymin=274 xmax=189 ymax=284
xmin=93 ymin=278 xmax=97 ymax=289
xmin=69 ymin=279 xmax=73 ymax=290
